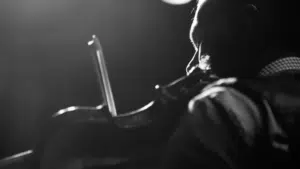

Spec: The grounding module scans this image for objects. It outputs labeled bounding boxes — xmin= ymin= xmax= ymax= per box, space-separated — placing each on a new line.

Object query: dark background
xmin=0 ymin=0 xmax=195 ymax=158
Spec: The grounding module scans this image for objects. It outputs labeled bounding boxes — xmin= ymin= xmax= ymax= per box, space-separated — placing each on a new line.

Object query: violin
xmin=0 ymin=35 xmax=217 ymax=169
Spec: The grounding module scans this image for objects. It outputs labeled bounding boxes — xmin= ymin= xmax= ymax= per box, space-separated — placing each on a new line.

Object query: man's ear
xmin=236 ymin=3 xmax=261 ymax=43
xmin=242 ymin=4 xmax=259 ymax=31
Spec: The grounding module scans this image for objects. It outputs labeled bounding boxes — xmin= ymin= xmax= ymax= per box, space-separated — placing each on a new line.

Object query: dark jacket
xmin=163 ymin=72 xmax=300 ymax=169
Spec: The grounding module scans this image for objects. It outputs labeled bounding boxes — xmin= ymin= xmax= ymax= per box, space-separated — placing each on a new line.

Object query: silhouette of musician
xmin=3 ymin=0 xmax=300 ymax=169
xmin=163 ymin=0 xmax=300 ymax=168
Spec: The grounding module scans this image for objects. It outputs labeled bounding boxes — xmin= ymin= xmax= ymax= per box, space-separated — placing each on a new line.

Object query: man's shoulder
xmin=186 ymin=77 xmax=263 ymax=139
xmin=190 ymin=77 xmax=243 ymax=103
xmin=188 ymin=77 xmax=261 ymax=118
xmin=188 ymin=74 xmax=300 ymax=118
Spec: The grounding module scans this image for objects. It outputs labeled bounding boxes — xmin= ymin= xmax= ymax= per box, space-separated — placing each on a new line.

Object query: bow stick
xmin=88 ymin=35 xmax=117 ymax=117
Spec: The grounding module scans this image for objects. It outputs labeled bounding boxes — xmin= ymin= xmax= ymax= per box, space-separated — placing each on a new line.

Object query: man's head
xmin=189 ymin=0 xmax=299 ymax=77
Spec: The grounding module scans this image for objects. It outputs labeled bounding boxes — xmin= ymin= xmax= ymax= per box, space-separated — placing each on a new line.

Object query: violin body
xmin=0 ymin=70 xmax=216 ymax=169
xmin=31 ymin=70 xmax=215 ymax=169
xmin=0 ymin=34 xmax=217 ymax=169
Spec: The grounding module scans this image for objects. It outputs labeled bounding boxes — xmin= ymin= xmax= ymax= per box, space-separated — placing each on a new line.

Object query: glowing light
xmin=10 ymin=150 xmax=33 ymax=159
xmin=155 ymin=85 xmax=160 ymax=89
xmin=96 ymin=104 xmax=105 ymax=110
xmin=66 ymin=106 xmax=77 ymax=111
xmin=162 ymin=0 xmax=193 ymax=5
xmin=56 ymin=106 xmax=78 ymax=115
xmin=88 ymin=40 xmax=94 ymax=46
xmin=198 ymin=54 xmax=211 ymax=70
xmin=57 ymin=109 xmax=65 ymax=115
xmin=0 ymin=150 xmax=33 ymax=164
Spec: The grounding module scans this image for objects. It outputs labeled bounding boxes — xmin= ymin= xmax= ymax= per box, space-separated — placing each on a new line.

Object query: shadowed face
xmin=189 ymin=0 xmax=263 ymax=77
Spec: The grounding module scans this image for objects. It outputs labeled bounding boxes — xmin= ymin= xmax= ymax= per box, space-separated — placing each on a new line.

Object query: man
xmin=28 ymin=0 xmax=300 ymax=169
xmin=162 ymin=0 xmax=300 ymax=168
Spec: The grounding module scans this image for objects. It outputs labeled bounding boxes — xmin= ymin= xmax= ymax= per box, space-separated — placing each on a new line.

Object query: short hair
xmin=190 ymin=0 xmax=300 ymax=74
xmin=192 ymin=0 xmax=300 ymax=52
